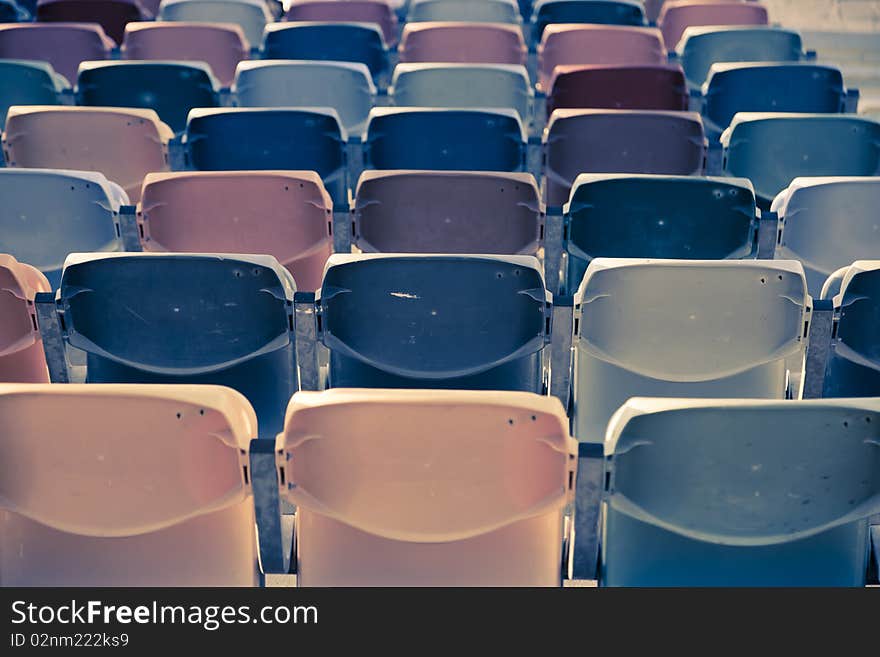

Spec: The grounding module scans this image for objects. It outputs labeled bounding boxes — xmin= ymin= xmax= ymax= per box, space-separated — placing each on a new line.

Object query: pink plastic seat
xmin=543 ymin=109 xmax=706 ymax=206
xmin=659 ymin=1 xmax=769 ymax=49
xmin=0 ymin=255 xmax=50 ymax=384
xmin=138 ymin=171 xmax=333 ymax=291
xmin=0 ymin=23 xmax=115 ymax=85
xmin=2 ymin=106 xmax=172 ymax=203
xmin=399 ymin=21 xmax=527 ymax=65
xmin=123 ymin=21 xmax=249 ymax=88
xmin=537 ymin=24 xmax=666 ymax=93
xmin=285 ymin=0 xmax=399 ymax=47
xmin=0 ymin=384 xmax=260 ymax=586
xmin=277 ymin=389 xmax=577 ymax=587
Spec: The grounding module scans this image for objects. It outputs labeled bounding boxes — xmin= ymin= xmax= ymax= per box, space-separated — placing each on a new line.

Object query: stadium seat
xmin=772 ymin=178 xmax=880 ymax=297
xmin=537 ymin=25 xmax=666 ymax=93
xmin=531 ymin=0 xmax=646 ymax=42
xmin=722 ymin=113 xmax=880 ymax=206
xmin=314 ymin=254 xmax=549 ymax=391
xmin=543 ymin=109 xmax=706 ymax=207
xmin=184 ymin=108 xmax=348 ymax=205
xmin=36 ymin=0 xmax=147 ymax=44
xmin=262 ymin=22 xmax=388 ymax=79
xmin=546 ymin=64 xmax=689 ymax=115
xmin=2 ymin=106 xmax=172 ymax=203
xmin=284 ymin=0 xmax=398 ymax=48
xmin=0 ymin=61 xmax=69 ymax=127
xmin=0 ymin=23 xmax=114 ymax=85
xmin=363 ymin=108 xmax=526 ymax=172
xmin=677 ymin=26 xmax=806 ymax=87
xmin=658 ymin=0 xmax=769 ymax=50
xmin=278 ymin=388 xmax=576 ymax=587
xmin=138 ymin=171 xmax=332 ymax=291
xmin=122 ymin=21 xmax=249 ymax=88
xmin=0 ymin=383 xmax=260 ymax=586
xmin=398 ymin=22 xmax=527 ymax=65
xmin=407 ymin=0 xmax=522 ymax=24
xmin=51 ymin=252 xmax=297 ymax=438
xmin=234 ymin=60 xmax=375 ymax=136
xmin=0 ymin=169 xmax=127 ymax=289
xmin=601 ymin=397 xmax=880 ymax=586
xmin=561 ymin=174 xmax=757 ymax=292
xmin=390 ymin=64 xmax=532 ymax=125
xmin=158 ymin=0 xmax=272 ymax=49
xmin=0 ymin=0 xmax=28 ymax=21
xmin=76 ymin=60 xmax=220 ymax=133
xmin=0 ymin=255 xmax=50 ymax=383
xmin=352 ymin=170 xmax=542 ymax=254
xmin=573 ymin=259 xmax=809 ymax=444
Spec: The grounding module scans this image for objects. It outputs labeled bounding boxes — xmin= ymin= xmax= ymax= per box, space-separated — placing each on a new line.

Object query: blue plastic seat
xmin=0 ymin=169 xmax=127 ymax=289
xmin=0 ymin=0 xmax=28 ymax=21
xmin=184 ymin=108 xmax=348 ymax=204
xmin=531 ymin=0 xmax=645 ymax=42
xmin=363 ymin=108 xmax=526 ymax=172
xmin=0 ymin=60 xmax=68 ymax=127
xmin=76 ymin=61 xmax=220 ymax=134
xmin=602 ymin=397 xmax=880 ymax=586
xmin=317 ymin=254 xmax=549 ymax=392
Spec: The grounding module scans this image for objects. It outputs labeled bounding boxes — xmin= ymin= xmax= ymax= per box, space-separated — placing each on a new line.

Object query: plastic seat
xmin=532 ymin=0 xmax=646 ymax=41
xmin=537 ymin=25 xmax=666 ymax=93
xmin=398 ymin=22 xmax=527 ymax=65
xmin=0 ymin=23 xmax=114 ymax=85
xmin=122 ymin=22 xmax=249 ymax=88
xmin=234 ymin=60 xmax=375 ymax=136
xmin=391 ymin=64 xmax=532 ymax=124
xmin=285 ymin=0 xmax=398 ymax=47
xmin=543 ymin=109 xmax=706 ymax=207
xmin=2 ymin=106 xmax=172 ymax=203
xmin=353 ymin=170 xmax=542 ymax=254
xmin=364 ymin=108 xmax=526 ymax=173
xmin=546 ymin=64 xmax=688 ymax=115
xmin=408 ymin=0 xmax=521 ymax=24
xmin=772 ymin=178 xmax=880 ymax=297
xmin=55 ymin=252 xmax=297 ymax=437
xmin=36 ymin=0 xmax=148 ymax=44
xmin=677 ymin=26 xmax=805 ymax=87
xmin=184 ymin=108 xmax=347 ymax=205
xmin=76 ymin=61 xmax=220 ymax=133
xmin=158 ymin=0 xmax=272 ymax=49
xmin=0 ymin=169 xmax=126 ymax=289
xmin=562 ymin=174 xmax=757 ymax=292
xmin=138 ymin=171 xmax=332 ymax=291
xmin=573 ymin=258 xmax=809 ymax=444
xmin=0 ymin=61 xmax=69 ymax=127
xmin=0 ymin=255 xmax=50 ymax=383
xmin=278 ymin=388 xmax=576 ymax=587
xmin=601 ymin=397 xmax=880 ymax=587
xmin=722 ymin=113 xmax=880 ymax=206
xmin=0 ymin=383 xmax=260 ymax=586
xmin=318 ymin=254 xmax=550 ymax=391
xmin=0 ymin=0 xmax=28 ymax=20
xmin=262 ymin=22 xmax=388 ymax=79
xmin=658 ymin=0 xmax=769 ymax=50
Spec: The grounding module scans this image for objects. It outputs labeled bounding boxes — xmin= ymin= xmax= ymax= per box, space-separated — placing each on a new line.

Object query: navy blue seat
xmin=532 ymin=0 xmax=645 ymax=42
xmin=363 ymin=108 xmax=526 ymax=172
xmin=184 ymin=108 xmax=348 ymax=204
xmin=0 ymin=60 xmax=68 ymax=127
xmin=318 ymin=254 xmax=549 ymax=392
xmin=76 ymin=61 xmax=220 ymax=134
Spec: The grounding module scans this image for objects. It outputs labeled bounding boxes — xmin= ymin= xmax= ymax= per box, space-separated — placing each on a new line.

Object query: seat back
xmin=285 ymin=0 xmax=398 ymax=47
xmin=0 ymin=23 xmax=114 ymax=85
xmin=262 ymin=22 xmax=388 ymax=78
xmin=0 ymin=383 xmax=260 ymax=586
xmin=0 ymin=60 xmax=67 ymax=126
xmin=544 ymin=109 xmax=706 ymax=207
xmin=158 ymin=0 xmax=270 ymax=48
xmin=659 ymin=0 xmax=769 ymax=49
xmin=319 ymin=254 xmax=549 ymax=391
xmin=278 ymin=388 xmax=576 ymax=586
xmin=36 ymin=0 xmax=147 ymax=44
xmin=532 ymin=0 xmax=645 ymax=41
xmin=408 ymin=0 xmax=521 ymax=24
xmin=573 ymin=259 xmax=809 ymax=443
xmin=398 ymin=22 xmax=527 ymax=65
xmin=0 ymin=255 xmax=50 ymax=382
xmin=602 ymin=397 xmax=880 ymax=586
xmin=2 ymin=106 xmax=172 ymax=202
xmin=353 ymin=170 xmax=542 ymax=254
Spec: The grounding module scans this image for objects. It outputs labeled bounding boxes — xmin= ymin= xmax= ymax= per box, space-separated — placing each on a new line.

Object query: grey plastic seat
xmin=408 ymin=0 xmax=522 ymax=23
xmin=158 ymin=0 xmax=271 ymax=48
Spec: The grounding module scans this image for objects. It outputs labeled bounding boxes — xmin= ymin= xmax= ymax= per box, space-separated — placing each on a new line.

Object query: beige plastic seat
xmin=277 ymin=389 xmax=577 ymax=587
xmin=2 ymin=106 xmax=173 ymax=203
xmin=0 ymin=383 xmax=260 ymax=586
xmin=0 ymin=255 xmax=50 ymax=383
